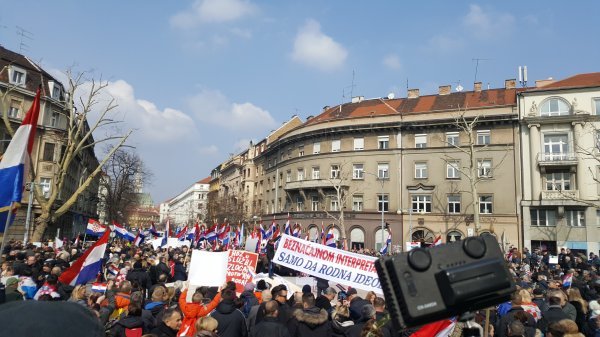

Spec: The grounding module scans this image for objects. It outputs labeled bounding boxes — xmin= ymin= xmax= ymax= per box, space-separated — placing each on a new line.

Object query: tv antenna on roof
xmin=16 ymin=26 xmax=33 ymax=53
xmin=472 ymin=58 xmax=491 ymax=86
xmin=342 ymin=70 xmax=357 ymax=103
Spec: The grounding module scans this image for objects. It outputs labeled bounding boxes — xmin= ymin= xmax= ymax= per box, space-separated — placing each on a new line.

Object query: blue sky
xmin=1 ymin=1 xmax=598 ymax=203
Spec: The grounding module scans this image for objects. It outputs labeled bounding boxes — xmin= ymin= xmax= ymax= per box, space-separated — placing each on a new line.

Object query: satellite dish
xmin=387 ymin=92 xmax=395 ymax=99
xmin=455 ymin=84 xmax=464 ymax=92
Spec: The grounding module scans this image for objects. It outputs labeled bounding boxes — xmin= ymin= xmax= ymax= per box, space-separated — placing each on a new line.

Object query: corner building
xmin=254 ymin=80 xmax=522 ymax=251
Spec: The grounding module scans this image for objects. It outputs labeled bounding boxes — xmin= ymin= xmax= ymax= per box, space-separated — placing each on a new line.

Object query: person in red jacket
xmin=178 ymin=285 xmax=222 ymax=336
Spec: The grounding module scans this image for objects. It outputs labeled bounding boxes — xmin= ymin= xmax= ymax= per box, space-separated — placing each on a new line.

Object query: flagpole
xmin=23 ymin=182 xmax=34 ymax=245
xmin=0 ymin=202 xmax=14 ymax=262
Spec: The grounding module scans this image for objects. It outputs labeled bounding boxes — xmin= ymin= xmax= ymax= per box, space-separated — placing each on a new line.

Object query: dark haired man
xmin=150 ymin=307 xmax=182 ymax=337
xmin=250 ymin=300 xmax=290 ymax=337
xmin=211 ymin=288 xmax=248 ymax=337
xmin=288 ymin=292 xmax=331 ymax=337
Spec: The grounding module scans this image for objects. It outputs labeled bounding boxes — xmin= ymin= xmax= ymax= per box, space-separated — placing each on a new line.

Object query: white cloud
xmin=462 ymin=4 xmax=515 ymax=39
xmin=291 ymin=19 xmax=348 ymax=72
xmin=95 ymin=80 xmax=196 ymax=142
xmin=197 ymin=145 xmax=219 ymax=155
xmin=170 ymin=0 xmax=257 ymax=28
xmin=187 ymin=89 xmax=277 ymax=133
xmin=423 ymin=34 xmax=465 ymax=53
xmin=233 ymin=138 xmax=253 ymax=152
xmin=382 ymin=54 xmax=402 ymax=71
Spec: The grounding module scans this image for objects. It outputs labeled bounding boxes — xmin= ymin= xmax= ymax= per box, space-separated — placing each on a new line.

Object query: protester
xmin=249 ymin=300 xmax=290 ymax=337
xmin=178 ymin=286 xmax=222 ymax=336
xmin=210 ymin=288 xmax=248 ymax=337
xmin=288 ymin=292 xmax=331 ymax=337
xmin=331 ymin=303 xmax=354 ymax=337
xmin=347 ymin=288 xmax=370 ymax=323
xmin=315 ymin=286 xmax=336 ymax=316
xmin=3 ymin=277 xmax=22 ymax=302
xmin=108 ymin=302 xmax=145 ymax=337
xmin=150 ymin=308 xmax=182 ymax=337
xmin=194 ymin=316 xmax=220 ymax=337
xmin=247 ymin=289 xmax=271 ymax=332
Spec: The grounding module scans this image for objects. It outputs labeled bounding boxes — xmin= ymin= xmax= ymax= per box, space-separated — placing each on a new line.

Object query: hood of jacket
xmin=117 ymin=315 xmax=144 ymax=329
xmin=293 ymin=306 xmax=328 ymax=328
xmin=145 ymin=301 xmax=165 ymax=315
xmin=216 ymin=299 xmax=237 ymax=314
xmin=331 ymin=318 xmax=354 ymax=333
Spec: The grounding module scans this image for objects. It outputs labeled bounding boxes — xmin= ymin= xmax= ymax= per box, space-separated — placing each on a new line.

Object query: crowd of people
xmin=1 ymin=237 xmax=600 ymax=337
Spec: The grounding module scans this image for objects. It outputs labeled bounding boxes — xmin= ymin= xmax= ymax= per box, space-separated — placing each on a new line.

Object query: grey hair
xmin=324 ymin=287 xmax=338 ymax=296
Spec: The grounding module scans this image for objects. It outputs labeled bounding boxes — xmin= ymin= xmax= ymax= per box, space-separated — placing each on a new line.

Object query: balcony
xmin=537 ymin=153 xmax=578 ymax=167
xmin=541 ymin=189 xmax=579 ymax=200
xmin=284 ymin=179 xmax=349 ymax=191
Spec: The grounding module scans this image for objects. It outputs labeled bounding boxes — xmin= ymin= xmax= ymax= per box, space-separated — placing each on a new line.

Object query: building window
xmin=297 ymin=168 xmax=304 ymax=181
xmin=447 ymin=230 xmax=463 ymax=242
xmin=476 ymin=130 xmax=490 ymax=145
xmin=597 ymin=209 xmax=600 ymax=227
xmin=352 ymin=195 xmax=363 ymax=211
xmin=298 ymin=145 xmax=304 ymax=157
xmin=311 ymin=196 xmax=319 ymax=211
xmin=545 ymin=172 xmax=571 ymax=190
xmin=378 ymin=136 xmax=389 ymax=149
xmin=352 ymin=164 xmax=364 ymax=179
xmin=8 ymin=100 xmax=21 ymax=118
xmin=540 ymin=98 xmax=570 ymax=116
xmin=594 ymin=98 xmax=600 ymax=115
xmin=446 ymin=132 xmax=459 ymax=146
xmin=353 ymin=137 xmax=364 ymax=151
xmin=543 ymin=134 xmax=569 ymax=159
xmin=40 ymin=178 xmax=52 ymax=198
xmin=412 ymin=195 xmax=432 ymax=213
xmin=331 ymin=139 xmax=341 ymax=152
xmin=566 ymin=209 xmax=585 ymax=227
xmin=477 ymin=159 xmax=492 ymax=178
xmin=377 ymin=163 xmax=389 ymax=179
xmin=448 ymin=195 xmax=461 ymax=214
xmin=330 ymin=165 xmax=340 ymax=179
xmin=286 ymin=170 xmax=291 ymax=182
xmin=531 ymin=209 xmax=557 ymax=226
xmin=479 ymin=195 xmax=493 ymax=214
xmin=446 ymin=161 xmax=460 ymax=179
xmin=378 ymin=194 xmax=389 ymax=212
xmin=313 ymin=142 xmax=320 ymax=154
xmin=43 ymin=143 xmax=55 ymax=162
xmin=312 ymin=167 xmax=320 ymax=180
xmin=414 ymin=162 xmax=428 ymax=179
xmin=50 ymin=111 xmax=59 ymax=127
xmin=296 ymin=196 xmax=304 ymax=211
xmin=330 ymin=196 xmax=339 ymax=211
xmin=9 ymin=66 xmax=26 ymax=86
xmin=415 ymin=134 xmax=427 ymax=148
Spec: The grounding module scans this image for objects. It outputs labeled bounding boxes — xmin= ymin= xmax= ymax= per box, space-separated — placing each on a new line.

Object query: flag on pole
xmin=86 ymin=219 xmax=106 ymax=237
xmin=320 ymin=223 xmax=325 ymax=244
xmin=73 ymin=233 xmax=80 ymax=246
xmin=149 ymin=223 xmax=160 ymax=237
xmin=284 ymin=214 xmax=291 ymax=235
xmin=433 ymin=235 xmax=442 ymax=246
xmin=133 ymin=231 xmax=145 ymax=246
xmin=292 ymin=223 xmax=301 ymax=238
xmin=161 ymin=219 xmax=170 ymax=247
xmin=205 ymin=224 xmax=217 ymax=242
xmin=113 ymin=221 xmax=135 ymax=242
xmin=58 ymin=228 xmax=111 ymax=286
xmin=0 ymin=88 xmax=41 ymax=232
xmin=325 ymin=228 xmax=336 ymax=248
xmin=562 ymin=273 xmax=573 ymax=288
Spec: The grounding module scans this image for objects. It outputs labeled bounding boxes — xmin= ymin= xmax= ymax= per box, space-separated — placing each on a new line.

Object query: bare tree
xmin=100 ymin=148 xmax=151 ymax=225
xmin=440 ymin=109 xmax=510 ymax=230
xmin=0 ymin=70 xmax=132 ymax=241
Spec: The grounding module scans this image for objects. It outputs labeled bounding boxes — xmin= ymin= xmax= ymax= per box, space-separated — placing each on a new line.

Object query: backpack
xmin=124 ymin=327 xmax=142 ymax=337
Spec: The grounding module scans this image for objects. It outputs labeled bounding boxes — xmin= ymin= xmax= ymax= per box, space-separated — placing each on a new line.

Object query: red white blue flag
xmin=59 ymin=228 xmax=111 ymax=286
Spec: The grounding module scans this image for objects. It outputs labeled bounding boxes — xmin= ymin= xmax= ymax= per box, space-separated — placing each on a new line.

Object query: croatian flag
xmin=108 ymin=264 xmax=120 ymax=276
xmin=186 ymin=224 xmax=197 ymax=241
xmin=86 ymin=219 xmax=106 ymax=237
xmin=205 ymin=224 xmax=217 ymax=242
xmin=133 ymin=232 xmax=145 ymax=246
xmin=59 ymin=228 xmax=111 ymax=286
xmin=284 ymin=214 xmax=291 ymax=235
xmin=91 ymin=282 xmax=107 ymax=293
xmin=176 ymin=226 xmax=187 ymax=241
xmin=113 ymin=222 xmax=135 ymax=242
xmin=292 ymin=224 xmax=301 ymax=238
xmin=161 ymin=219 xmax=170 ymax=247
xmin=218 ymin=225 xmax=230 ymax=241
xmin=563 ymin=273 xmax=573 ymax=288
xmin=262 ymin=223 xmax=272 ymax=240
xmin=325 ymin=228 xmax=336 ymax=248
xmin=0 ymin=88 xmax=41 ymax=232
xmin=272 ymin=223 xmax=280 ymax=240
xmin=433 ymin=235 xmax=442 ymax=246
xmin=380 ymin=231 xmax=392 ymax=254
xmin=149 ymin=223 xmax=160 ymax=237
xmin=410 ymin=318 xmax=456 ymax=337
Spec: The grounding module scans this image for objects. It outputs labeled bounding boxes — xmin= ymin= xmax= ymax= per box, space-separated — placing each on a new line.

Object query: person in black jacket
xmin=210 ymin=288 xmax=248 ymax=337
xmin=346 ymin=304 xmax=390 ymax=337
xmin=266 ymin=239 xmax=275 ymax=278
xmin=315 ymin=286 xmax=336 ymax=317
xmin=288 ymin=292 xmax=331 ymax=337
xmin=108 ymin=302 xmax=145 ymax=337
xmin=127 ymin=261 xmax=152 ymax=298
xmin=250 ymin=300 xmax=290 ymax=337
xmin=150 ymin=307 xmax=181 ymax=337
xmin=172 ymin=257 xmax=187 ymax=281
xmin=495 ymin=292 xmax=536 ymax=337
xmin=536 ymin=295 xmax=569 ymax=334
xmin=347 ymin=288 xmax=370 ymax=323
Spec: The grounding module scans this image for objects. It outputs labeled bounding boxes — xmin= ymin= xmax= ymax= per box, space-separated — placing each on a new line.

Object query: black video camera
xmin=375 ymin=235 xmax=515 ymax=330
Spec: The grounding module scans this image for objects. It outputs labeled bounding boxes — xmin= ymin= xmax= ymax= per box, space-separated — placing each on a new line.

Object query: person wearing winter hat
xmin=301 ymin=284 xmax=312 ymax=294
xmin=4 ymin=277 xmax=22 ymax=302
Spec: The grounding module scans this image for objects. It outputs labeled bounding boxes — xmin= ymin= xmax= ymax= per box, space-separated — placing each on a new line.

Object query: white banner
xmin=245 ymin=237 xmax=259 ymax=252
xmin=274 ymin=234 xmax=382 ymax=294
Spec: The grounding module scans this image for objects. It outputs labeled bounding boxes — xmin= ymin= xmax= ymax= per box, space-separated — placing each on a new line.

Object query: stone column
xmin=528 ymin=124 xmax=541 ymax=200
xmin=573 ymin=122 xmax=589 ymax=200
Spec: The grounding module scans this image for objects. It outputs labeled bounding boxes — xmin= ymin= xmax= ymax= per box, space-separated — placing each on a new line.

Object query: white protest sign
xmin=151 ymin=238 xmax=163 ymax=250
xmin=549 ymin=255 xmax=559 ymax=264
xmin=245 ymin=237 xmax=259 ymax=252
xmin=273 ymin=234 xmax=382 ymax=294
xmin=188 ymin=250 xmax=229 ymax=287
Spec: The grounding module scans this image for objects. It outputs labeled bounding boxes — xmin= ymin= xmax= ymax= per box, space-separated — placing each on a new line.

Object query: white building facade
xmin=165 ymin=177 xmax=211 ymax=226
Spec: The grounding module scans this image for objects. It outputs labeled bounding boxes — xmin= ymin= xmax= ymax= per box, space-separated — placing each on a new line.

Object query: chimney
xmin=474 ymin=82 xmax=482 ymax=92
xmin=439 ymin=85 xmax=451 ymax=95
xmin=351 ymin=96 xmax=364 ymax=103
xmin=407 ymin=88 xmax=420 ymax=99
xmin=505 ymin=79 xmax=516 ymax=89
xmin=536 ymin=78 xmax=556 ymax=88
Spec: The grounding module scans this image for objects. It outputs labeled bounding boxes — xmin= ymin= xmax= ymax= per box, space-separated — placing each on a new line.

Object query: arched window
xmin=308 ymin=225 xmax=318 ymax=242
xmin=411 ymin=228 xmax=435 ymax=246
xmin=350 ymin=227 xmax=364 ymax=250
xmin=540 ymin=98 xmax=570 ymax=116
xmin=446 ymin=230 xmax=463 ymax=243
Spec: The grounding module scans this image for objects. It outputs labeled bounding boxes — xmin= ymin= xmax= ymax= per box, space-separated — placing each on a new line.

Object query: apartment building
xmin=519 ymin=73 xmax=600 ymax=254
xmin=160 ymin=177 xmax=210 ymax=226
